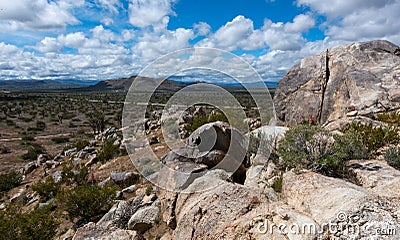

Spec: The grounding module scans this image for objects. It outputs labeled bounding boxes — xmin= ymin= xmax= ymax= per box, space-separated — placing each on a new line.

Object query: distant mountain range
xmin=0 ymin=76 xmax=276 ymax=92
xmin=0 ymin=80 xmax=81 ymax=90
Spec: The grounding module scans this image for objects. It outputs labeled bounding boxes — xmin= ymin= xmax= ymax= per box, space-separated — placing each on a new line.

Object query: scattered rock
xmin=64 ymin=148 xmax=77 ymax=157
xmin=73 ymin=222 xmax=144 ymax=240
xmin=84 ymin=155 xmax=98 ymax=167
xmin=98 ymin=177 xmax=111 ymax=188
xmin=97 ymin=200 xmax=132 ymax=228
xmin=110 ymin=172 xmax=140 ymax=187
xmin=37 ymin=154 xmax=49 ymax=165
xmin=121 ymin=185 xmax=137 ymax=194
xmin=23 ymin=162 xmax=37 ymax=174
xmin=52 ymin=171 xmax=63 ymax=183
xmin=127 ymin=205 xmax=160 ymax=233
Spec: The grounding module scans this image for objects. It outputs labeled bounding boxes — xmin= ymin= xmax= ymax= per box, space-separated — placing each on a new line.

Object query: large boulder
xmin=282 ymin=170 xmax=400 ymax=239
xmin=348 ymin=159 xmax=400 ymax=198
xmin=159 ymin=121 xmax=248 ymax=191
xmin=127 ymin=205 xmax=160 ymax=233
xmin=73 ymin=222 xmax=143 ymax=240
xmin=274 ymin=40 xmax=400 ymax=128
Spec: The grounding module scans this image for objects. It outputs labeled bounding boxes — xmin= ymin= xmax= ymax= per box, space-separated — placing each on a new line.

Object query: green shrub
xmin=0 ymin=171 xmax=22 ymax=195
xmin=332 ymin=130 xmax=369 ymax=160
xmin=5 ymin=119 xmax=15 ymax=126
xmin=277 ymin=125 xmax=353 ymax=178
xmin=0 ymin=206 xmax=59 ymax=240
xmin=21 ymin=143 xmax=45 ymax=161
xmin=74 ymin=140 xmax=90 ymax=151
xmin=185 ymin=111 xmax=229 ymax=133
xmin=61 ymin=164 xmax=89 ymax=186
xmin=271 ymin=175 xmax=283 ymax=193
xmin=145 ymin=185 xmax=153 ymax=196
xmin=57 ymin=184 xmax=116 ymax=223
xmin=21 ymin=135 xmax=35 ymax=142
xmin=97 ymin=139 xmax=119 ymax=163
xmin=377 ymin=112 xmax=400 ymax=126
xmin=384 ymin=147 xmax=400 ymax=170
xmin=208 ymin=112 xmax=228 ymax=123
xmin=64 ymin=140 xmax=90 ymax=152
xmin=51 ymin=137 xmax=70 ymax=144
xmin=0 ymin=145 xmax=10 ymax=154
xmin=18 ymin=117 xmax=33 ymax=123
xmin=36 ymin=121 xmax=46 ymax=131
xmin=343 ymin=122 xmax=400 ymax=153
xmin=32 ymin=177 xmax=60 ymax=202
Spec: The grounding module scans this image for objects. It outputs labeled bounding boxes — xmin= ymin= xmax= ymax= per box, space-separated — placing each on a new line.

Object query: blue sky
xmin=0 ymin=0 xmax=399 ymax=83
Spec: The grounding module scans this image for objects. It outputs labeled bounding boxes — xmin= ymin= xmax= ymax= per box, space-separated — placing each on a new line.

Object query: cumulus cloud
xmin=95 ymin=0 xmax=122 ymax=14
xmin=325 ymin=1 xmax=400 ymax=42
xmin=196 ymin=15 xmax=311 ymax=51
xmin=91 ymin=25 xmax=116 ymax=42
xmin=128 ymin=0 xmax=175 ymax=28
xmin=284 ymin=14 xmax=315 ymax=32
xmin=297 ymin=0 xmax=400 ymax=44
xmin=296 ymin=0 xmax=389 ymax=18
xmin=0 ymin=0 xmax=83 ymax=30
xmin=196 ymin=16 xmax=263 ymax=51
xmin=101 ymin=17 xmax=114 ymax=26
xmin=132 ymin=27 xmax=194 ymax=61
xmin=193 ymin=22 xmax=211 ymax=36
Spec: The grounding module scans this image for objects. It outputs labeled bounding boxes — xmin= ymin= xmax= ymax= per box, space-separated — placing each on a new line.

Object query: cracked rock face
xmin=273 ymin=40 xmax=400 ymax=128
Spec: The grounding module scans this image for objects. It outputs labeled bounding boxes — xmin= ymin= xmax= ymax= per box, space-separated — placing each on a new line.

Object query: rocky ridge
xmin=273 ymin=40 xmax=400 ymax=129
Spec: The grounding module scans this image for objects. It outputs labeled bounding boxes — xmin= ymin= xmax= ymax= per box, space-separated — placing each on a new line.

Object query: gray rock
xmin=110 ymin=172 xmax=139 ymax=186
xmin=348 ymin=159 xmax=400 ymax=198
xmin=23 ymin=162 xmax=37 ymax=174
xmin=64 ymin=148 xmax=77 ymax=157
xmin=273 ymin=40 xmax=400 ymax=128
xmin=76 ymin=150 xmax=87 ymax=159
xmin=38 ymin=198 xmax=56 ymax=210
xmin=148 ymin=135 xmax=159 ymax=145
xmin=73 ymin=222 xmax=143 ymax=240
xmin=97 ymin=200 xmax=131 ymax=228
xmin=84 ymin=155 xmax=98 ymax=167
xmin=98 ymin=177 xmax=111 ymax=188
xmin=37 ymin=154 xmax=49 ymax=165
xmin=127 ymin=205 xmax=160 ymax=233
xmin=121 ymin=185 xmax=137 ymax=194
xmin=52 ymin=171 xmax=63 ymax=183
xmin=158 ymin=160 xmax=208 ymax=191
xmin=83 ymin=146 xmax=96 ymax=153
xmin=53 ymin=153 xmax=64 ymax=162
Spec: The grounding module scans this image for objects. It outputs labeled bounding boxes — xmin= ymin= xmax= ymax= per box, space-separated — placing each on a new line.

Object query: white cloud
xmin=0 ymin=42 xmax=21 ymax=55
xmin=95 ymin=0 xmax=122 ymax=14
xmin=128 ymin=0 xmax=175 ymax=28
xmin=197 ymin=15 xmax=311 ymax=52
xmin=58 ymin=32 xmax=87 ymax=49
xmin=91 ymin=25 xmax=116 ymax=42
xmin=325 ymin=1 xmax=400 ymax=43
xmin=297 ymin=0 xmax=400 ymax=45
xmin=122 ymin=29 xmax=136 ymax=41
xmin=284 ymin=14 xmax=315 ymax=32
xmin=193 ymin=22 xmax=211 ymax=36
xmin=0 ymin=0 xmax=83 ymax=30
xmin=34 ymin=37 xmax=62 ymax=53
xmin=101 ymin=17 xmax=114 ymax=26
xmin=296 ymin=0 xmax=389 ymax=18
xmin=132 ymin=28 xmax=194 ymax=61
xmin=196 ymin=16 xmax=263 ymax=51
